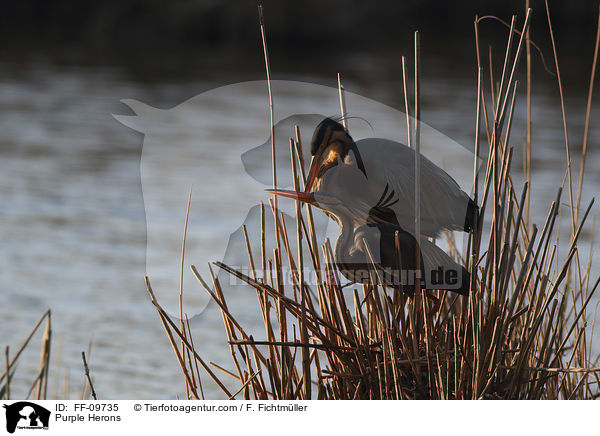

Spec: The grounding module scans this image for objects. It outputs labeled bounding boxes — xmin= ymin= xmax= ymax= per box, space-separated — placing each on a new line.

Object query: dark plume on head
xmin=310 ymin=117 xmax=349 ymax=156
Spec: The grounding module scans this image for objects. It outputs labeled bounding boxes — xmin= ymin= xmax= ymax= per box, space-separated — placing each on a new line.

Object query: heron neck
xmin=334 ymin=212 xmax=357 ymax=265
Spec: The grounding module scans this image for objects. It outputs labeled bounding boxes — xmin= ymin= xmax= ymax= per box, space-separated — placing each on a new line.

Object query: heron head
xmin=305 ymin=117 xmax=356 ymax=191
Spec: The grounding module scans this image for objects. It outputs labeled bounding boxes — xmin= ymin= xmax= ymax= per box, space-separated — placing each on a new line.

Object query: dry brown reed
xmin=146 ymin=5 xmax=600 ymax=399
xmin=0 ymin=310 xmax=99 ymax=400
xmin=1 ymin=310 xmax=52 ymax=400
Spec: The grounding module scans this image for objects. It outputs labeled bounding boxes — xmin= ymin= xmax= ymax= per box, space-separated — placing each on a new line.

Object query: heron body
xmin=306 ymin=117 xmax=478 ymax=237
xmin=333 ymin=200 xmax=426 ymax=297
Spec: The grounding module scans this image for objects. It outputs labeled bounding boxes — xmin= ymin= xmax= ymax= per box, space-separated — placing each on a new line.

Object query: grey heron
xmin=305 ymin=117 xmax=478 ymax=237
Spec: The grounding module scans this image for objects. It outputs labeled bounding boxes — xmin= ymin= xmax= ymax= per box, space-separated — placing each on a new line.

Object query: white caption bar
xmin=0 ymin=400 xmax=596 ymax=435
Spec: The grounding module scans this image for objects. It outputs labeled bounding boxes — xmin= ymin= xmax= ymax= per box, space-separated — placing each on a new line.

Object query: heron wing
xmin=353 ymin=138 xmax=472 ymax=237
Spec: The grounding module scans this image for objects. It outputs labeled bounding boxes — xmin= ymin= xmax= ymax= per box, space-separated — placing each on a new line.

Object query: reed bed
xmin=147 ymin=4 xmax=600 ymax=399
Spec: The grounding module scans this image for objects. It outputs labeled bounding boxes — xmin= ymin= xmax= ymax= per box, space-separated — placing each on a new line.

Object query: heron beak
xmin=266 ymin=189 xmax=316 ymax=204
xmin=304 ymin=156 xmax=320 ymax=192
